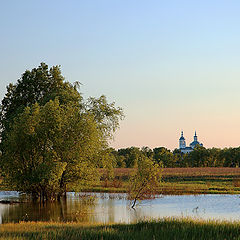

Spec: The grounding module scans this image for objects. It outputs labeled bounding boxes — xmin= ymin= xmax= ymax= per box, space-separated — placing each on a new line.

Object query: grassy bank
xmin=82 ymin=168 xmax=240 ymax=194
xmin=1 ymin=218 xmax=240 ymax=240
xmin=2 ymin=167 xmax=240 ymax=194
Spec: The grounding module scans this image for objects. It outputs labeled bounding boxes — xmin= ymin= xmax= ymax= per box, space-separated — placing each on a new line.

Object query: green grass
xmin=2 ymin=168 xmax=240 ymax=194
xmin=81 ymin=174 xmax=240 ymax=195
xmin=160 ymin=175 xmax=240 ymax=194
xmin=1 ymin=218 xmax=240 ymax=239
xmin=2 ymin=177 xmax=240 ymax=194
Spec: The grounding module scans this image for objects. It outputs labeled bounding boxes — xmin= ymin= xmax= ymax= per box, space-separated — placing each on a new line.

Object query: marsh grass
xmin=2 ymin=167 xmax=240 ymax=194
xmin=82 ymin=168 xmax=240 ymax=195
xmin=1 ymin=218 xmax=240 ymax=240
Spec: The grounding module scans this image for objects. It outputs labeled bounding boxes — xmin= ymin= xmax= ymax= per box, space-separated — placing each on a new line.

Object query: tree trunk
xmin=58 ymin=171 xmax=66 ymax=201
xmin=131 ymin=198 xmax=137 ymax=209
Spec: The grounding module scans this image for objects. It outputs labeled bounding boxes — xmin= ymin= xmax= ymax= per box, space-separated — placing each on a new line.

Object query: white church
xmin=179 ymin=131 xmax=203 ymax=153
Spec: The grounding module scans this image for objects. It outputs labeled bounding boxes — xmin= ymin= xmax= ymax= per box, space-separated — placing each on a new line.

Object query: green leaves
xmin=0 ymin=63 xmax=123 ymax=201
xmin=128 ymin=155 xmax=162 ymax=208
xmin=0 ymin=63 xmax=82 ymax=142
xmin=86 ymin=95 xmax=124 ymax=141
xmin=1 ymin=98 xmax=101 ymax=199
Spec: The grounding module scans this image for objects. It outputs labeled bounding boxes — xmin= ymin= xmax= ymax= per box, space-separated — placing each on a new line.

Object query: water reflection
xmin=0 ymin=193 xmax=97 ymax=223
xmin=0 ymin=192 xmax=240 ymax=224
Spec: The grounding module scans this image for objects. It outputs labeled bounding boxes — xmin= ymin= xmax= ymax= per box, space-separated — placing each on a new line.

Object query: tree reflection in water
xmin=1 ymin=193 xmax=97 ymax=223
xmin=3 ymin=193 xmax=239 ymax=224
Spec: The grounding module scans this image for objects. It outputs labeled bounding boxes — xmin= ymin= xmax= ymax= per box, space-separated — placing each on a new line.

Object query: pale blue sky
xmin=1 ymin=0 xmax=240 ymax=149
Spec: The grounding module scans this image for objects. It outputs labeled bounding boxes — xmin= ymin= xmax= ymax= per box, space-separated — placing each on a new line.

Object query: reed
xmin=1 ymin=218 xmax=240 ymax=240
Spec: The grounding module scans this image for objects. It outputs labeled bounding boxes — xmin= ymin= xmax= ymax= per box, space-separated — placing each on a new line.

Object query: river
xmin=0 ymin=191 xmax=239 ymax=224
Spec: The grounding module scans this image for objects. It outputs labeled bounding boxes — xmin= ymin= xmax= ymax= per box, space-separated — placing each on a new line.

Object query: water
xmin=0 ymin=191 xmax=240 ymax=224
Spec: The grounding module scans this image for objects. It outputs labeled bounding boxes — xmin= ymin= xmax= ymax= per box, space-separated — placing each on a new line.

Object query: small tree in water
xmin=128 ymin=156 xmax=162 ymax=209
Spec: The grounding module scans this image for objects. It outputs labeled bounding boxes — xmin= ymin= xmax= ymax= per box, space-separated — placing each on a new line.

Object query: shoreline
xmin=2 ymin=167 xmax=240 ymax=195
xmin=1 ymin=218 xmax=240 ymax=239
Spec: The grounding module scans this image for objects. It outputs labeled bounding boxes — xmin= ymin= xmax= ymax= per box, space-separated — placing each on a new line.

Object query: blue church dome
xmin=179 ymin=131 xmax=185 ymax=140
xmin=178 ymin=130 xmax=203 ymax=153
xmin=189 ymin=131 xmax=203 ymax=148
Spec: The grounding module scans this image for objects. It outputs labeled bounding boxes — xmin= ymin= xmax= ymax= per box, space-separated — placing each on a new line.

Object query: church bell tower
xmin=179 ymin=131 xmax=186 ymax=149
xmin=194 ymin=131 xmax=198 ymax=142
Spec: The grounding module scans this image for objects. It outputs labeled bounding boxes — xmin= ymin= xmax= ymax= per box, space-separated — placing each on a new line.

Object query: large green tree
xmin=0 ymin=63 xmax=82 ymax=143
xmin=0 ymin=63 xmax=123 ymax=202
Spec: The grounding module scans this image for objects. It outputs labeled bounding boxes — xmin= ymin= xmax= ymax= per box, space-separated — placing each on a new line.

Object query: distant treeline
xmin=103 ymin=145 xmax=240 ymax=168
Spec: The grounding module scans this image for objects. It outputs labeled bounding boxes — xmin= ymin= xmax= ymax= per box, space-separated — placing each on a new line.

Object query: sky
xmin=1 ymin=0 xmax=240 ymax=150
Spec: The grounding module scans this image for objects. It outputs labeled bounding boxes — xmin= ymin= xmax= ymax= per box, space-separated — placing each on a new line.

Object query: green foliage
xmin=115 ymin=146 xmax=177 ymax=168
xmin=1 ymin=99 xmax=100 ymax=199
xmin=113 ymin=145 xmax=240 ymax=168
xmin=1 ymin=218 xmax=240 ymax=240
xmin=141 ymin=146 xmax=154 ymax=158
xmin=97 ymin=148 xmax=117 ymax=169
xmin=117 ymin=147 xmax=143 ymax=168
xmin=97 ymin=148 xmax=117 ymax=181
xmin=86 ymin=95 xmax=124 ymax=142
xmin=153 ymin=147 xmax=176 ymax=167
xmin=0 ymin=63 xmax=123 ymax=201
xmin=128 ymin=156 xmax=162 ymax=208
xmin=184 ymin=145 xmax=209 ymax=167
xmin=182 ymin=146 xmax=240 ymax=168
xmin=0 ymin=63 xmax=82 ymax=141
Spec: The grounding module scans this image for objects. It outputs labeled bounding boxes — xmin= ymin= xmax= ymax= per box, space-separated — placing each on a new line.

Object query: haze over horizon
xmin=1 ymin=1 xmax=240 ymax=150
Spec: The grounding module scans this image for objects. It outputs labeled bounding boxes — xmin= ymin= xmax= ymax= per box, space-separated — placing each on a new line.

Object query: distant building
xmin=179 ymin=131 xmax=203 ymax=153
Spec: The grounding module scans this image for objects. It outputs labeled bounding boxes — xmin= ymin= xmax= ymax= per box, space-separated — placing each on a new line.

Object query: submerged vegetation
xmin=1 ymin=218 xmax=240 ymax=240
xmin=128 ymin=156 xmax=162 ymax=208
